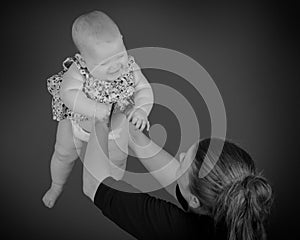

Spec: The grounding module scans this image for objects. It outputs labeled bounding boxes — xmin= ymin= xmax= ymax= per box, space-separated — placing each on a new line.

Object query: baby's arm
xmin=60 ymin=63 xmax=110 ymax=119
xmin=132 ymin=63 xmax=154 ymax=116
xmin=127 ymin=63 xmax=153 ymax=131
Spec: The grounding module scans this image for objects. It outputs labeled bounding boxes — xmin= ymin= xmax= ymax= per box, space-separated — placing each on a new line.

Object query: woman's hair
xmin=189 ymin=138 xmax=273 ymax=240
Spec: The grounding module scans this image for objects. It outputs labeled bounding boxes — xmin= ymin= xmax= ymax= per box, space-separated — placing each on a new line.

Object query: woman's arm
xmin=128 ymin=123 xmax=180 ymax=190
xmin=83 ymin=121 xmax=208 ymax=239
xmin=83 ymin=119 xmax=180 ymax=200
xmin=93 ymin=175 xmax=194 ymax=240
xmin=82 ymin=119 xmax=111 ymax=200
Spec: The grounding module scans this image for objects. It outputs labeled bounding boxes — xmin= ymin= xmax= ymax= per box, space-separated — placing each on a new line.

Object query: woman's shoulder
xmin=95 ymin=178 xmax=216 ymax=239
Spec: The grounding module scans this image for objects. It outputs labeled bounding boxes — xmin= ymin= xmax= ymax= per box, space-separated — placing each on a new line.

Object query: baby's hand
xmin=127 ymin=108 xmax=150 ymax=131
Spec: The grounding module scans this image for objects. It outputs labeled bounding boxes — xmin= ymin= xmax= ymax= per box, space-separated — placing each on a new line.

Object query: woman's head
xmin=176 ymin=138 xmax=273 ymax=240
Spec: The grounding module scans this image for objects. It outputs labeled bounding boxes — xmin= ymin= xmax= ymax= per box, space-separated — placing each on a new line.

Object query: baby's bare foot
xmin=42 ymin=183 xmax=63 ymax=208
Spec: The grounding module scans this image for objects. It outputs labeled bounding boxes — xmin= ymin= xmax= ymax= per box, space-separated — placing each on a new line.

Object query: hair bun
xmin=215 ymin=174 xmax=273 ymax=222
xmin=241 ymin=175 xmax=273 ymax=217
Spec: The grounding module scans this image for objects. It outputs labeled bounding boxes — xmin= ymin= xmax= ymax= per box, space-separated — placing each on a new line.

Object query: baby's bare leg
xmin=42 ymin=119 xmax=83 ymax=208
xmin=108 ymin=113 xmax=129 ymax=180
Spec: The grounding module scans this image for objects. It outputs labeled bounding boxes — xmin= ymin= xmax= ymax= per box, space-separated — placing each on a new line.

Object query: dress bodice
xmin=47 ymin=54 xmax=136 ymax=122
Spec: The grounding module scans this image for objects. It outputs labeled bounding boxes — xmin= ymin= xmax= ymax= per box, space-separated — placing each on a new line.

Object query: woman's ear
xmin=188 ymin=194 xmax=200 ymax=209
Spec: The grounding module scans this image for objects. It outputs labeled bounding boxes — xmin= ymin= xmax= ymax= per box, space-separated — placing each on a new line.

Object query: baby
xmin=42 ymin=11 xmax=153 ymax=208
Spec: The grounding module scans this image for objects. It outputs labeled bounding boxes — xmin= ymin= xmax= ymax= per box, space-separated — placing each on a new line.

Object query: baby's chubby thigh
xmin=55 ymin=119 xmax=83 ymax=162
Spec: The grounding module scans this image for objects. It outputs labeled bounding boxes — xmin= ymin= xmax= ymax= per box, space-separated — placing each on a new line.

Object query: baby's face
xmin=87 ymin=37 xmax=129 ymax=80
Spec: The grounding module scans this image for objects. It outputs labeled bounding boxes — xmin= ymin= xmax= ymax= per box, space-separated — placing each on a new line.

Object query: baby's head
xmin=72 ymin=11 xmax=128 ymax=79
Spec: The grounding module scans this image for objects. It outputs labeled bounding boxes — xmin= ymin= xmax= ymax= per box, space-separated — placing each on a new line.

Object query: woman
xmin=82 ymin=118 xmax=273 ymax=240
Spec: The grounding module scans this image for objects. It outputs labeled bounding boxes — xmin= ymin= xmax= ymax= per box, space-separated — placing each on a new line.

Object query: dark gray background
xmin=2 ymin=0 xmax=299 ymax=239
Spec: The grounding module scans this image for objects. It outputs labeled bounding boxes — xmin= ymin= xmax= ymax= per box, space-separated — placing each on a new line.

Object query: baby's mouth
xmin=108 ymin=63 xmax=124 ymax=75
xmin=108 ymin=66 xmax=127 ymax=78
xmin=109 ymin=68 xmax=121 ymax=75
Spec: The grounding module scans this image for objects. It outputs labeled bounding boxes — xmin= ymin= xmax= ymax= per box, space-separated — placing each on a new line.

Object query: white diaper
xmin=71 ymin=120 xmax=122 ymax=142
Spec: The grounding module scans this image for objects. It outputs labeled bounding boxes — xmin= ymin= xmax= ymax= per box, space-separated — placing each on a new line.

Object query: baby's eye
xmin=101 ymin=61 xmax=109 ymax=66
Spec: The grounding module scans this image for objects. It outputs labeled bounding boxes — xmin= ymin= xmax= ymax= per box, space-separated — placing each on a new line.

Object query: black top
xmin=94 ymin=177 xmax=227 ymax=240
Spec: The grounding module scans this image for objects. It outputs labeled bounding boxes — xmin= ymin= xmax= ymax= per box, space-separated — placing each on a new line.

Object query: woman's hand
xmin=95 ymin=103 xmax=112 ymax=121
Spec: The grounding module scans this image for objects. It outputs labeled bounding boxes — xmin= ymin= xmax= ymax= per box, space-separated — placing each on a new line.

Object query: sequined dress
xmin=47 ymin=54 xmax=136 ymax=122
